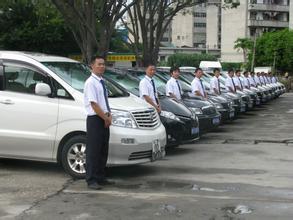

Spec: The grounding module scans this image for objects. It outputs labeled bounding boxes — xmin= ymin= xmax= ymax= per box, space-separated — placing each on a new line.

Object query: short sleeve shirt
xmin=139 ymin=75 xmax=158 ymax=104
xmin=225 ymin=77 xmax=236 ymax=92
xmin=233 ymin=76 xmax=243 ymax=90
xmin=210 ymin=76 xmax=220 ymax=94
xmin=191 ymin=77 xmax=205 ymax=97
xmin=84 ymin=73 xmax=109 ymax=116
xmin=166 ymin=77 xmax=182 ymax=100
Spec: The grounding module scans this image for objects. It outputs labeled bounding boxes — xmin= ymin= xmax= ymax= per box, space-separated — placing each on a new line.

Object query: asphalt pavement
xmin=1 ymin=93 xmax=293 ymax=220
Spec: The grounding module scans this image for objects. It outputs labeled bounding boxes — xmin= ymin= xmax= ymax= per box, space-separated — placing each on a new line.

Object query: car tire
xmin=61 ymin=135 xmax=86 ymax=179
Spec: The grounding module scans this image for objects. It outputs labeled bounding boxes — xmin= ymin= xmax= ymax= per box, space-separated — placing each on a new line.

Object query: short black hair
xmin=243 ymin=71 xmax=248 ymax=75
xmin=235 ymin=69 xmax=241 ymax=73
xmin=194 ymin=67 xmax=202 ymax=73
xmin=145 ymin=63 xmax=155 ymax=68
xmin=170 ymin=66 xmax=179 ymax=74
xmin=228 ymin=69 xmax=234 ymax=73
xmin=213 ymin=68 xmax=220 ymax=73
xmin=90 ymin=55 xmax=105 ymax=65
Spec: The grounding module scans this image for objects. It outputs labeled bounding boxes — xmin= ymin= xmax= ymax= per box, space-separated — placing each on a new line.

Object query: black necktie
xmin=151 ymin=79 xmax=159 ymax=104
xmin=176 ymin=80 xmax=182 ymax=95
xmin=218 ymin=79 xmax=221 ymax=94
xmin=231 ymin=77 xmax=236 ymax=92
xmin=247 ymin=78 xmax=250 ymax=88
xmin=238 ymin=77 xmax=243 ymax=89
xmin=200 ymin=79 xmax=205 ymax=96
xmin=100 ymin=79 xmax=111 ymax=113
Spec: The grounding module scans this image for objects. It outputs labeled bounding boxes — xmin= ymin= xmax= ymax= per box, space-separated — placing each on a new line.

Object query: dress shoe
xmin=87 ymin=182 xmax=102 ymax=190
xmin=98 ymin=179 xmax=115 ymax=186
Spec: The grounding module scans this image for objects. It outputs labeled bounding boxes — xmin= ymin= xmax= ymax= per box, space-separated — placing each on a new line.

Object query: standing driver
xmin=84 ymin=55 xmax=114 ymax=190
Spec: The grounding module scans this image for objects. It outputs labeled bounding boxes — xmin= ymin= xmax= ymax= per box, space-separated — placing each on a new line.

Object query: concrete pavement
xmin=1 ymin=93 xmax=293 ymax=220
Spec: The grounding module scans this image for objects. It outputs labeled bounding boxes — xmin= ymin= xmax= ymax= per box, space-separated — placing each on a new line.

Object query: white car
xmin=0 ymin=51 xmax=166 ymax=178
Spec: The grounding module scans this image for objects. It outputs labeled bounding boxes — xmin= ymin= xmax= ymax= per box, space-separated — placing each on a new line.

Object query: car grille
xmin=131 ymin=108 xmax=160 ymax=129
xmin=221 ymin=102 xmax=230 ymax=109
xmin=201 ymin=106 xmax=217 ymax=115
xmin=128 ymin=150 xmax=152 ymax=161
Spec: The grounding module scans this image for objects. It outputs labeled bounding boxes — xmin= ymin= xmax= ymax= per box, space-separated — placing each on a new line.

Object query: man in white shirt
xmin=83 ymin=55 xmax=113 ymax=190
xmin=248 ymin=72 xmax=257 ymax=87
xmin=210 ymin=68 xmax=221 ymax=95
xmin=233 ymin=70 xmax=243 ymax=91
xmin=242 ymin=71 xmax=251 ymax=89
xmin=256 ymin=72 xmax=262 ymax=86
xmin=225 ymin=69 xmax=236 ymax=93
xmin=191 ymin=68 xmax=207 ymax=99
xmin=166 ymin=66 xmax=182 ymax=101
xmin=139 ymin=64 xmax=161 ymax=113
xmin=260 ymin=72 xmax=266 ymax=85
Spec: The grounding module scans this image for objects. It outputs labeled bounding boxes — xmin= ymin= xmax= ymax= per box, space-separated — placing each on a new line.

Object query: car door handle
xmin=0 ymin=99 xmax=14 ymax=105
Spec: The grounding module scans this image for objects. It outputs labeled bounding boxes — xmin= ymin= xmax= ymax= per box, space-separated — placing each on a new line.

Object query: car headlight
xmin=160 ymin=111 xmax=181 ymax=121
xmin=111 ymin=110 xmax=137 ymax=128
xmin=190 ymin=107 xmax=203 ymax=115
xmin=214 ymin=103 xmax=223 ymax=109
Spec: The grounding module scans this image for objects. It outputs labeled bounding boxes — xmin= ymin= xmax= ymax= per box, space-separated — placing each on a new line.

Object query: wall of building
xmin=206 ymin=4 xmax=219 ymax=50
xmin=172 ymin=7 xmax=194 ymax=47
xmin=221 ymin=0 xmax=248 ymax=62
xmin=290 ymin=1 xmax=293 ymax=29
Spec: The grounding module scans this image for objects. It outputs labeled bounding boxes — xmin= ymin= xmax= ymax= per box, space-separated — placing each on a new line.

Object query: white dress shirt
xmin=191 ymin=77 xmax=205 ymax=97
xmin=243 ymin=77 xmax=251 ymax=89
xmin=255 ymin=76 xmax=261 ymax=86
xmin=233 ymin=76 xmax=243 ymax=90
xmin=84 ymin=73 xmax=110 ymax=116
xmin=166 ymin=77 xmax=182 ymax=100
xmin=248 ymin=76 xmax=256 ymax=87
xmin=225 ymin=76 xmax=236 ymax=92
xmin=259 ymin=76 xmax=266 ymax=85
xmin=139 ymin=75 xmax=158 ymax=104
xmin=272 ymin=76 xmax=277 ymax=83
xmin=210 ymin=76 xmax=221 ymax=95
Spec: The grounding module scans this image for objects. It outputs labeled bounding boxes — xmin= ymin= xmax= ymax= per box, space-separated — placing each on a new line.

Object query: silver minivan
xmin=0 ymin=51 xmax=166 ymax=178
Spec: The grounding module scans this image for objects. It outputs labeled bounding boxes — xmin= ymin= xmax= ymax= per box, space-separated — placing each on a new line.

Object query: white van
xmin=0 ymin=51 xmax=166 ymax=178
xmin=199 ymin=61 xmax=222 ymax=72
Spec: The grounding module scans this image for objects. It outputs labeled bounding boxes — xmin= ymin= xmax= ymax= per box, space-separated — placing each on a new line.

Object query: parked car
xmin=127 ymin=68 xmax=221 ymax=134
xmin=103 ymin=68 xmax=200 ymax=147
xmin=0 ymin=51 xmax=166 ymax=178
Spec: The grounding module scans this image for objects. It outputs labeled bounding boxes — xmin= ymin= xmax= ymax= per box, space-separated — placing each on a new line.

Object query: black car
xmin=104 ymin=68 xmax=200 ymax=147
xmin=127 ymin=68 xmax=222 ymax=134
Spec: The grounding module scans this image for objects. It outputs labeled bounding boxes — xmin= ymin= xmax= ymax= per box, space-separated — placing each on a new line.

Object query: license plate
xmin=212 ymin=117 xmax=220 ymax=125
xmin=191 ymin=127 xmax=199 ymax=135
xmin=229 ymin=112 xmax=235 ymax=118
xmin=152 ymin=139 xmax=163 ymax=161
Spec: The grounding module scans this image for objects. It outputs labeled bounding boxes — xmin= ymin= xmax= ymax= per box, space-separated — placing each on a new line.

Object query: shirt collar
xmin=145 ymin=75 xmax=153 ymax=81
xmin=91 ymin=73 xmax=103 ymax=81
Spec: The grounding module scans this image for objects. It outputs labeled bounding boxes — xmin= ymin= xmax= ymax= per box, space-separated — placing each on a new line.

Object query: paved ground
xmin=1 ymin=93 xmax=293 ymax=220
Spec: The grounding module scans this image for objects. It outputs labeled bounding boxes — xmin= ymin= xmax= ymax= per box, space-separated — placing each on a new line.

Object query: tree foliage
xmin=251 ymin=29 xmax=293 ymax=73
xmin=234 ymin=38 xmax=253 ymax=64
xmin=51 ymin=0 xmax=137 ymax=63
xmin=167 ymin=53 xmax=217 ymax=67
xmin=0 ymin=0 xmax=79 ymax=55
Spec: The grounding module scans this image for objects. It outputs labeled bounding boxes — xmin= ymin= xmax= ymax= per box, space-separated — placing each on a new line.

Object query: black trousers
xmin=86 ymin=115 xmax=110 ymax=185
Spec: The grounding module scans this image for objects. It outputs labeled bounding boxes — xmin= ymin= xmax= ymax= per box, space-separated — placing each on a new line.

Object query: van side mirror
xmin=35 ymin=83 xmax=51 ymax=96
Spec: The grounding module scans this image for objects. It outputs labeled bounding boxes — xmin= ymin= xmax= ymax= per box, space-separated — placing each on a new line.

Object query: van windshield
xmin=42 ymin=62 xmax=129 ymax=97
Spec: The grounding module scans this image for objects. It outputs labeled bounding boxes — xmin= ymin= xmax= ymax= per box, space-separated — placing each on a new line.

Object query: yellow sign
xmin=107 ymin=54 xmax=136 ymax=62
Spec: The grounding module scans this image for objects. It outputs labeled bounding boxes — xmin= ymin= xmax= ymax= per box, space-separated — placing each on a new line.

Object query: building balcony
xmin=248 ymin=3 xmax=289 ymax=12
xmin=248 ymin=19 xmax=289 ymax=28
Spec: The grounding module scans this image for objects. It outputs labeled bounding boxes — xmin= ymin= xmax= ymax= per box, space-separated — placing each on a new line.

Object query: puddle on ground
xmin=222 ymin=205 xmax=253 ymax=215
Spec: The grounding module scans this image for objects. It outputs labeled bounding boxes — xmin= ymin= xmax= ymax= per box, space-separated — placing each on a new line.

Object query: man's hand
xmin=104 ymin=114 xmax=112 ymax=128
xmin=156 ymin=105 xmax=161 ymax=113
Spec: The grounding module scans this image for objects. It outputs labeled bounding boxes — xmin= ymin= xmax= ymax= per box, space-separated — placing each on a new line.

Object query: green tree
xmin=251 ymin=29 xmax=293 ymax=73
xmin=234 ymin=38 xmax=253 ymax=65
xmin=0 ymin=0 xmax=79 ymax=55
xmin=51 ymin=0 xmax=137 ymax=63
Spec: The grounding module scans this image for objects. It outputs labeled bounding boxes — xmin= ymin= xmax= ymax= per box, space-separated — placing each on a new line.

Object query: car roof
xmin=0 ymin=51 xmax=78 ymax=63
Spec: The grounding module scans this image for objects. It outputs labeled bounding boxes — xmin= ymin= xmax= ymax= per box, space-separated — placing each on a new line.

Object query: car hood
xmin=159 ymin=96 xmax=192 ymax=117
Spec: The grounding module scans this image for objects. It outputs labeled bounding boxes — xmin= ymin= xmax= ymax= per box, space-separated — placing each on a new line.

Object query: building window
xmin=162 ymin=37 xmax=169 ymax=42
xmin=177 ymin=35 xmax=180 ymax=40
xmin=194 ymin=12 xmax=206 ymax=17
xmin=194 ymin=23 xmax=206 ymax=28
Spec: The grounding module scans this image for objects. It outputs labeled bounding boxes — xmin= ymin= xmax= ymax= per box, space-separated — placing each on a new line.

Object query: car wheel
xmin=61 ymin=135 xmax=86 ymax=179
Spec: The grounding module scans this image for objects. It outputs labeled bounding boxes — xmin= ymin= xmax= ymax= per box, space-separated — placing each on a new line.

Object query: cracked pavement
xmin=1 ymin=93 xmax=293 ymax=220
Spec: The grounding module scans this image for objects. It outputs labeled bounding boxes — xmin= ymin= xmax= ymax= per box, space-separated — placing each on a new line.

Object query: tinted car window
xmin=4 ymin=64 xmax=48 ymax=94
